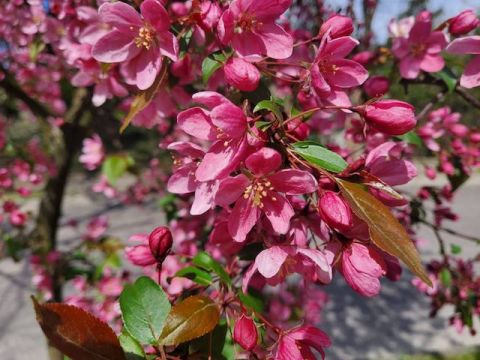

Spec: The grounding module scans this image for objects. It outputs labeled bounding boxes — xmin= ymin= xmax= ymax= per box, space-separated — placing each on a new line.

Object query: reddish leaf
xmin=336 ymin=179 xmax=432 ymax=286
xmin=120 ymin=65 xmax=168 ymax=134
xmin=32 ymin=297 xmax=126 ymax=360
xmin=160 ymin=295 xmax=220 ymax=346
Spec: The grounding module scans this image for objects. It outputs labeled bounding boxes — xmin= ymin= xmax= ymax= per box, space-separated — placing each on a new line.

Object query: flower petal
xmin=262 ymin=194 xmax=294 ymax=235
xmin=98 ymin=2 xmax=142 ymax=31
xmin=215 ymin=174 xmax=250 ymax=206
xmin=245 ymin=147 xmax=282 ymax=176
xmin=268 ymin=169 xmax=317 ymax=195
xmin=92 ymin=30 xmax=140 ymax=63
xmin=210 ymin=103 xmax=247 ymax=137
xmin=256 ymin=23 xmax=293 ymax=59
xmin=255 ymin=246 xmax=289 ymax=278
xmin=191 ymin=181 xmax=218 ymax=215
xmin=228 ymin=197 xmax=261 ymax=241
xmin=446 ymin=36 xmax=480 ymax=55
xmin=461 ymin=55 xmax=480 ymax=89
xmin=140 ymin=0 xmax=170 ymax=33
xmin=177 ymin=107 xmax=216 ymax=140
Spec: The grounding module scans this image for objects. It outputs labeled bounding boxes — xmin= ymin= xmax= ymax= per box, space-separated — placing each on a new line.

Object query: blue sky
xmin=325 ymin=0 xmax=479 ymax=43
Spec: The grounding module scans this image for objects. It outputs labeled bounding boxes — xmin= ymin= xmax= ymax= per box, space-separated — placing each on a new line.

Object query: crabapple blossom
xmin=448 ymin=10 xmax=479 ymax=36
xmin=446 ymin=36 xmax=480 ymax=88
xmin=79 ymin=134 xmax=104 ymax=171
xmin=274 ymin=326 xmax=331 ymax=360
xmin=233 ymin=314 xmax=258 ymax=351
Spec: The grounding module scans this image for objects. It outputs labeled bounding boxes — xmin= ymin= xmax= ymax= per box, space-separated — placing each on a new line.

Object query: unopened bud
xmin=223 ymin=58 xmax=260 ymax=92
xmin=449 ymin=10 xmax=479 ymax=35
xmin=318 ymin=191 xmax=353 ymax=233
xmin=319 ymin=14 xmax=354 ymax=39
xmin=233 ymin=314 xmax=258 ymax=351
xmin=148 ymin=226 xmax=173 ymax=263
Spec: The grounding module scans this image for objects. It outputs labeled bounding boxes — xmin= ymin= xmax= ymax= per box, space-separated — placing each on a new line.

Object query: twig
xmin=420 ymin=219 xmax=480 ymax=244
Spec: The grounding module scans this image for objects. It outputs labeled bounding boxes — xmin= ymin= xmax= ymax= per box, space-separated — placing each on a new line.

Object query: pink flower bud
xmin=318 ymin=191 xmax=353 ymax=233
xmin=148 ymin=226 xmax=173 ymax=263
xmin=363 ymin=76 xmax=390 ymax=97
xmin=9 ymin=209 xmax=27 ymax=227
xmin=233 ymin=314 xmax=258 ymax=351
xmin=448 ymin=10 xmax=479 ymax=35
xmin=286 ymin=119 xmax=310 ymax=140
xmin=352 ymin=50 xmax=375 ymax=66
xmin=319 ymin=14 xmax=354 ymax=39
xmin=356 ymin=100 xmax=416 ymax=135
xmin=223 ymin=58 xmax=260 ymax=92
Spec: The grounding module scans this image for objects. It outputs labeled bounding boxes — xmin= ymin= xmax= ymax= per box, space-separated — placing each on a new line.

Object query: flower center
xmin=134 ymin=25 xmax=155 ymax=50
xmin=243 ymin=178 xmax=276 ymax=208
xmin=410 ymin=43 xmax=426 ymax=56
xmin=236 ymin=13 xmax=261 ymax=33
xmin=318 ymin=60 xmax=339 ymax=75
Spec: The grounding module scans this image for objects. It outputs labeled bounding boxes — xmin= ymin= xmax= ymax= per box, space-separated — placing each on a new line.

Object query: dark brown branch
xmin=455 ymin=85 xmax=480 ymax=111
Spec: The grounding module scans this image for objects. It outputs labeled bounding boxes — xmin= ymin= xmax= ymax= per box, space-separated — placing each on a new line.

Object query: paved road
xmin=0 ymin=175 xmax=479 ymax=360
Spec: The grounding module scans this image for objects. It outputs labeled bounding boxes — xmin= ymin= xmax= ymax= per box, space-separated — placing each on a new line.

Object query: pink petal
xmin=228 ymin=197 xmax=261 ymax=241
xmin=246 ymin=0 xmax=291 ymax=20
xmin=232 ymin=32 xmax=266 ymax=58
xmin=217 ymin=9 xmax=235 ymax=45
xmin=255 ymin=246 xmax=289 ymax=278
xmin=245 ymin=147 xmax=282 ymax=176
xmin=92 ymin=30 xmax=140 ymax=63
xmin=446 ymin=36 xmax=480 ymax=55
xmin=268 ymin=169 xmax=317 ymax=195
xmin=322 ymin=36 xmax=359 ymax=58
xmin=196 ymin=137 xmax=248 ymax=181
xmin=191 ymin=181 xmax=218 ymax=215
xmin=210 ymin=103 xmax=247 ymax=137
xmin=215 ymin=175 xmax=250 ymax=207
xmin=461 ymin=55 xmax=480 ymax=88
xmin=275 ymin=336 xmax=304 ymax=360
xmin=369 ymin=159 xmax=417 ymax=186
xmin=167 ymin=141 xmax=205 ymax=158
xmin=98 ymin=2 xmax=142 ymax=31
xmin=134 ymin=48 xmax=162 ymax=90
xmin=311 ymin=66 xmax=331 ymax=94
xmin=296 ymin=249 xmax=332 ymax=283
xmin=349 ymin=242 xmax=386 ymax=277
xmin=177 ymin=107 xmax=216 ymax=140
xmin=420 ymin=54 xmax=444 ymax=73
xmin=167 ymin=163 xmax=197 ymax=194
xmin=140 ymin=0 xmax=170 ymax=33
xmin=408 ymin=17 xmax=431 ymax=44
xmin=289 ymin=326 xmax=332 ymax=349
xmin=262 ymin=194 xmax=294 ymax=235
xmin=325 ymin=59 xmax=368 ymax=88
xmin=425 ymin=31 xmax=447 ymax=54
xmin=192 ymin=91 xmax=231 ymax=109
xmin=256 ymin=23 xmax=293 ymax=59
xmin=399 ymin=55 xmax=421 ymax=79
xmin=158 ymin=32 xmax=179 ymax=61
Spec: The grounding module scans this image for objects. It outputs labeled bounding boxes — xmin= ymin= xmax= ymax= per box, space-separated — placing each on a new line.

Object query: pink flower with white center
xmin=274 ymin=325 xmax=331 ymax=360
xmin=215 ymin=148 xmax=317 ymax=241
xmin=167 ymin=141 xmax=219 ymax=215
xmin=92 ymin=0 xmax=179 ymax=90
xmin=177 ymin=91 xmax=251 ymax=182
xmin=310 ymin=35 xmax=369 ymax=107
xmin=446 ymin=36 xmax=480 ymax=88
xmin=217 ymin=0 xmax=293 ymax=59
xmin=79 ymin=134 xmax=104 ymax=171
xmin=243 ymin=245 xmax=332 ymax=292
xmin=392 ymin=11 xmax=447 ymax=79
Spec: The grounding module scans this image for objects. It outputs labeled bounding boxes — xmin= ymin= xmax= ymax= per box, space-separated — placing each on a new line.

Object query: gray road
xmin=0 ymin=175 xmax=479 ymax=360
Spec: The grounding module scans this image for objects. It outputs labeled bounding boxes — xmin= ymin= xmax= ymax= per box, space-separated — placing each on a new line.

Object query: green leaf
xmin=160 ymin=295 xmax=220 ymax=346
xmin=254 ymin=120 xmax=272 ymax=132
xmin=102 ymin=155 xmax=134 ymax=185
xmin=396 ymin=131 xmax=423 ymax=146
xmin=119 ymin=276 xmax=171 ymax=345
xmin=202 ymin=52 xmax=226 ymax=84
xmin=192 ymin=252 xmax=231 ymax=287
xmin=292 ymin=141 xmax=348 ymax=173
xmin=337 ymin=179 xmax=432 ymax=286
xmin=450 ymin=244 xmax=462 ymax=255
xmin=253 ymin=100 xmax=283 ymax=120
xmin=119 ymin=329 xmax=145 ymax=360
xmin=439 ymin=268 xmax=452 ymax=287
xmin=238 ymin=290 xmax=264 ymax=313
xmin=175 ymin=266 xmax=213 ymax=286
xmin=436 ymin=67 xmax=457 ymax=93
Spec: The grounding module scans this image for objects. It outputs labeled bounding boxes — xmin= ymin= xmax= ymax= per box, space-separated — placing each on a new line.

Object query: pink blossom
xmin=243 ymin=245 xmax=331 ymax=291
xmin=310 ymin=35 xmax=368 ymax=107
xmin=223 ymin=57 xmax=260 ymax=92
xmin=274 ymin=326 xmax=331 ymax=360
xmin=448 ymin=10 xmax=479 ymax=36
xmin=125 ymin=233 xmax=156 ymax=267
xmin=363 ymin=75 xmax=389 ymax=97
xmin=177 ymin=91 xmax=251 ymax=182
xmin=446 ymin=36 xmax=480 ymax=88
xmin=92 ymin=0 xmax=178 ymax=90
xmin=9 ymin=209 xmax=27 ymax=227
xmin=217 ymin=0 xmax=293 ymax=59
xmin=148 ymin=226 xmax=173 ymax=264
xmin=83 ymin=215 xmax=108 ymax=241
xmin=318 ymin=14 xmax=353 ymax=39
xmin=79 ymin=134 xmax=104 ymax=171
xmin=318 ymin=191 xmax=353 ymax=233
xmin=233 ymin=314 xmax=258 ymax=351
xmin=215 ymin=148 xmax=317 ymax=241
xmin=392 ymin=11 xmax=447 ymax=79
xmin=388 ymin=16 xmax=414 ymax=38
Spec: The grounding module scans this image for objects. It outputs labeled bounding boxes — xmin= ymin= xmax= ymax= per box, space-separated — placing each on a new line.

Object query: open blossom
xmin=177 ymin=91 xmax=251 ymax=182
xmin=310 ymin=35 xmax=368 ymax=107
xmin=215 ymin=148 xmax=317 ymax=241
xmin=328 ymin=241 xmax=387 ymax=297
xmin=243 ymin=245 xmax=332 ymax=291
xmin=274 ymin=326 xmax=331 ymax=360
xmin=446 ymin=36 xmax=480 ymax=88
xmin=79 ymin=134 xmax=104 ymax=170
xmin=218 ymin=0 xmax=293 ymax=59
xmin=92 ymin=0 xmax=178 ymax=90
xmin=392 ymin=11 xmax=447 ymax=79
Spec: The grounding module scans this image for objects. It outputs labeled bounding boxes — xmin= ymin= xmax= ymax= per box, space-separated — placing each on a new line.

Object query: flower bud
xmin=355 ymin=100 xmax=416 ymax=135
xmin=286 ymin=119 xmax=310 ymax=140
xmin=233 ymin=314 xmax=258 ymax=351
xmin=363 ymin=76 xmax=390 ymax=97
xmin=448 ymin=10 xmax=479 ymax=35
xmin=318 ymin=191 xmax=353 ymax=233
xmin=148 ymin=226 xmax=173 ymax=263
xmin=223 ymin=58 xmax=260 ymax=92
xmin=318 ymin=14 xmax=354 ymax=39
